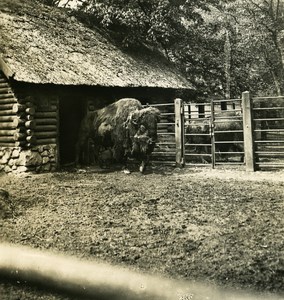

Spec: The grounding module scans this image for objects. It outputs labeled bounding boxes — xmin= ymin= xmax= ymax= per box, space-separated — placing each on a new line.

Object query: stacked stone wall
xmin=0 ymin=145 xmax=57 ymax=173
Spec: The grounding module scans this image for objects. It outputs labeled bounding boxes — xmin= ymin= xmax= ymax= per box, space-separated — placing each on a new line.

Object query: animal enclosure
xmin=152 ymin=92 xmax=284 ymax=171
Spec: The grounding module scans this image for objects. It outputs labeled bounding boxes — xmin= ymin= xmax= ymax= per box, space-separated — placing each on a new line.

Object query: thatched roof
xmin=0 ymin=0 xmax=193 ymax=89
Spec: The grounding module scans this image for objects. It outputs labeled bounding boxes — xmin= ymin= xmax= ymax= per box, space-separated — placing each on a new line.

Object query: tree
xmin=37 ymin=0 xmax=284 ymax=97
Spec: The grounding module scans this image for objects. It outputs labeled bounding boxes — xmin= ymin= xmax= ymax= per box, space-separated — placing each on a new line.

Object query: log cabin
xmin=0 ymin=0 xmax=193 ymax=173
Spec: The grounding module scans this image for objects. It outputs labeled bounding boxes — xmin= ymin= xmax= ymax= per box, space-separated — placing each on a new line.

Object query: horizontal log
xmin=36 ymin=105 xmax=57 ymax=113
xmin=12 ymin=105 xmax=35 ymax=115
xmin=14 ymin=132 xmax=26 ymax=141
xmin=35 ymin=131 xmax=57 ymax=139
xmin=0 ymin=97 xmax=17 ymax=105
xmin=25 ymin=102 xmax=34 ymax=108
xmin=0 ymin=116 xmax=15 ymax=122
xmin=26 ymin=115 xmax=34 ymax=121
xmin=0 ymin=136 xmax=16 ymax=143
xmin=12 ymin=118 xmax=25 ymax=128
xmin=26 ymin=129 xmax=34 ymax=136
xmin=35 ymin=125 xmax=57 ymax=132
xmin=0 ymin=103 xmax=14 ymax=111
xmin=0 ymin=87 xmax=12 ymax=94
xmin=0 ymin=83 xmax=9 ymax=88
xmin=35 ymin=111 xmax=57 ymax=119
xmin=0 ymin=122 xmax=16 ymax=130
xmin=36 ymin=138 xmax=57 ymax=145
xmin=25 ymin=107 xmax=35 ymax=115
xmin=25 ymin=120 xmax=36 ymax=129
xmin=0 ymin=93 xmax=15 ymax=100
xmin=0 ymin=109 xmax=16 ymax=116
xmin=35 ymin=118 xmax=57 ymax=125
xmin=0 ymin=143 xmax=17 ymax=147
xmin=15 ymin=141 xmax=26 ymax=147
xmin=26 ymin=135 xmax=37 ymax=144
xmin=0 ymin=129 xmax=16 ymax=136
xmin=12 ymin=104 xmax=26 ymax=113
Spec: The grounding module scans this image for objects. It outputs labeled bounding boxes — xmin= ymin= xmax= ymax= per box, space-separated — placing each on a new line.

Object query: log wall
xmin=0 ymin=72 xmax=58 ymax=173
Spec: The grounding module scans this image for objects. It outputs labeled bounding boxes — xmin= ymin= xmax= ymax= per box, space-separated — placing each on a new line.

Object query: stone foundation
xmin=0 ymin=145 xmax=57 ymax=173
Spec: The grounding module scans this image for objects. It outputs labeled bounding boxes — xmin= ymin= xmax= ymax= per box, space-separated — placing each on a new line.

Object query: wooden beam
xmin=242 ymin=91 xmax=256 ymax=171
xmin=0 ymin=122 xmax=16 ymax=130
xmin=174 ymin=98 xmax=185 ymax=167
xmin=36 ymin=138 xmax=56 ymax=145
xmin=0 ymin=56 xmax=15 ymax=79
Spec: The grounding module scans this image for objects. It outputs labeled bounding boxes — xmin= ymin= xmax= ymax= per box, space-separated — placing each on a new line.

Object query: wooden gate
xmin=150 ymin=93 xmax=284 ymax=171
xmin=150 ymin=102 xmax=176 ymax=165
xmin=184 ymin=98 xmax=244 ymax=168
xmin=252 ymin=96 xmax=284 ymax=169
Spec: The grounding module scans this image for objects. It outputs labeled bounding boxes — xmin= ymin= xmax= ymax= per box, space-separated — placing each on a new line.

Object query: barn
xmin=0 ymin=0 xmax=193 ymax=173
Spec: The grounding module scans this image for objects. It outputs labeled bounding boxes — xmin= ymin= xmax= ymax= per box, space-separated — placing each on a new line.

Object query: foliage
xmin=38 ymin=0 xmax=284 ymax=98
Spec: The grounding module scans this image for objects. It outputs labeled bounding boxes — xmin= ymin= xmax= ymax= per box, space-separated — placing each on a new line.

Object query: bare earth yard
xmin=0 ymin=165 xmax=283 ymax=299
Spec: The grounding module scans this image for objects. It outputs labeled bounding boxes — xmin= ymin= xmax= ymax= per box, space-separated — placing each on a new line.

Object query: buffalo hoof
xmin=122 ymin=169 xmax=131 ymax=174
xmin=139 ymin=162 xmax=146 ymax=173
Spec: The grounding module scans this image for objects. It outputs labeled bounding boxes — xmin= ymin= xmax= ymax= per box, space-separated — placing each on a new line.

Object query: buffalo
xmin=76 ymin=98 xmax=160 ymax=173
xmin=185 ymin=111 xmax=244 ymax=162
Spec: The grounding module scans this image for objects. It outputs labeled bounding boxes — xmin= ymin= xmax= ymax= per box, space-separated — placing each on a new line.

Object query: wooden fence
xmin=151 ymin=92 xmax=284 ymax=171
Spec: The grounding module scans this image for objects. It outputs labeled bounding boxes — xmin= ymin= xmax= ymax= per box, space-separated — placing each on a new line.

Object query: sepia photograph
xmin=0 ymin=0 xmax=283 ymax=299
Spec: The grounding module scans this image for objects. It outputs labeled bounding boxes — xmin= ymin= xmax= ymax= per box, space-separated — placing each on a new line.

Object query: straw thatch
xmin=0 ymin=0 xmax=193 ymax=89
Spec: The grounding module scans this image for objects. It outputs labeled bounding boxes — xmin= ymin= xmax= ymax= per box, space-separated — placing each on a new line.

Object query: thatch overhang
xmin=0 ymin=0 xmax=193 ymax=90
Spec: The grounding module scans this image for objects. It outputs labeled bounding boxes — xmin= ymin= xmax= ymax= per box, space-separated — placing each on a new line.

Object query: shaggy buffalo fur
xmin=76 ymin=98 xmax=160 ymax=171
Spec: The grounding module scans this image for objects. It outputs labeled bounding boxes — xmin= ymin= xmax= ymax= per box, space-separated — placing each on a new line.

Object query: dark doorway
xmin=59 ymin=97 xmax=85 ymax=166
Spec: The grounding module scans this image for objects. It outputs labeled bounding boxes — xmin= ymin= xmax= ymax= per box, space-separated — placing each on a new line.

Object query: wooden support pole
xmin=175 ymin=98 xmax=185 ymax=167
xmin=242 ymin=91 xmax=255 ymax=171
xmin=210 ymin=100 xmax=216 ymax=169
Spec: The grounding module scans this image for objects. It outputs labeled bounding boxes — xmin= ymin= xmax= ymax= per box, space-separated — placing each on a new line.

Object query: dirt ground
xmin=0 ymin=164 xmax=283 ymax=299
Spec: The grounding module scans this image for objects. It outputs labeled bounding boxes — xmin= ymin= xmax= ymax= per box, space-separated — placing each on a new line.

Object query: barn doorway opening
xmin=59 ymin=97 xmax=85 ymax=166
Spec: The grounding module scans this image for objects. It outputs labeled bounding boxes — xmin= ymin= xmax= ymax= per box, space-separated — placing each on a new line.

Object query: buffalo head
xmin=126 ymin=106 xmax=160 ymax=158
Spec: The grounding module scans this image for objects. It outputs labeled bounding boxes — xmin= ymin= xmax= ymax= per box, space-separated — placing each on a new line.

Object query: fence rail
xmin=151 ymin=92 xmax=284 ymax=171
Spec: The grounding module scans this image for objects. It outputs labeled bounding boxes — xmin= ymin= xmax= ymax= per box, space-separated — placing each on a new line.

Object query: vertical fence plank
xmin=242 ymin=91 xmax=255 ymax=171
xmin=210 ymin=100 xmax=216 ymax=169
xmin=175 ymin=98 xmax=184 ymax=167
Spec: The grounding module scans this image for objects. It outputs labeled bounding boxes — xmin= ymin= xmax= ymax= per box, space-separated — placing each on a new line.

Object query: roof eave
xmin=0 ymin=56 xmax=15 ymax=79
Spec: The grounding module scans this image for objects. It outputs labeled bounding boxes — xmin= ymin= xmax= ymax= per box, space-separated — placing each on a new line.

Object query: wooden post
xmin=242 ymin=91 xmax=255 ymax=171
xmin=175 ymin=98 xmax=185 ymax=167
xmin=210 ymin=100 xmax=216 ymax=169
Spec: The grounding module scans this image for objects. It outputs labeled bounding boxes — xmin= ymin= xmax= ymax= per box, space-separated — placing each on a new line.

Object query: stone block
xmin=15 ymin=152 xmax=27 ymax=166
xmin=4 ymin=165 xmax=12 ymax=173
xmin=42 ymin=156 xmax=50 ymax=164
xmin=26 ymin=151 xmax=43 ymax=167
xmin=8 ymin=159 xmax=14 ymax=167
xmin=11 ymin=149 xmax=20 ymax=158
xmin=17 ymin=166 xmax=28 ymax=173
xmin=42 ymin=150 xmax=49 ymax=157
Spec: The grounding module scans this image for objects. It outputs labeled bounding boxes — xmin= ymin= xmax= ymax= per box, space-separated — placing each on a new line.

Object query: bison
xmin=76 ymin=98 xmax=160 ymax=173
xmin=185 ymin=111 xmax=244 ymax=162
